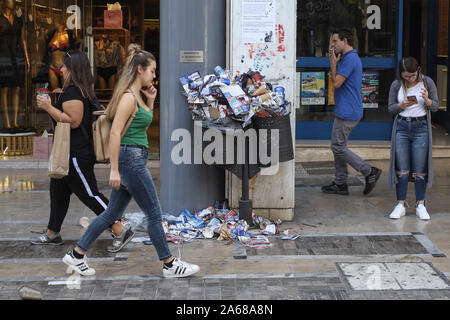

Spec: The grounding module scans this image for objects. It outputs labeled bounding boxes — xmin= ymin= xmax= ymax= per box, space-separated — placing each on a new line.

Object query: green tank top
xmin=121 ymin=103 xmax=153 ymax=149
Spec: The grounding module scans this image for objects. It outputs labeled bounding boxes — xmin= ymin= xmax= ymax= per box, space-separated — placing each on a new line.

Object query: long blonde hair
xmin=106 ymin=44 xmax=156 ymax=119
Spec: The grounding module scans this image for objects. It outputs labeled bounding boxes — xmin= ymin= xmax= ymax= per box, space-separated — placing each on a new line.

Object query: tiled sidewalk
xmin=2 ymin=275 xmax=450 ymax=300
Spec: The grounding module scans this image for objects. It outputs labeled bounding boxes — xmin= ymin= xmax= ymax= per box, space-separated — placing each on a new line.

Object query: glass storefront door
xmin=296 ymin=0 xmax=400 ymax=140
xmin=0 ymin=0 xmax=161 ymax=158
xmin=0 ymin=0 xmax=92 ymax=134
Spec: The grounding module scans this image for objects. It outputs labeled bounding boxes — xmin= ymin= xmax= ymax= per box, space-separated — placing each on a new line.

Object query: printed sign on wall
xmin=242 ymin=0 xmax=277 ymax=43
xmin=362 ymin=72 xmax=379 ymax=109
xmin=301 ymin=72 xmax=325 ymax=105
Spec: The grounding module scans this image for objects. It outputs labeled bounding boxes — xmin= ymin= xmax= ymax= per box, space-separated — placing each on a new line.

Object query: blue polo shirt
xmin=334 ymin=50 xmax=363 ymax=121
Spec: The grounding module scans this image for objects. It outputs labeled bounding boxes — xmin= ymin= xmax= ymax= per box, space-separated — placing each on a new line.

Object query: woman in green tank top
xmin=120 ymin=99 xmax=153 ymax=149
xmin=64 ymin=44 xmax=200 ymax=278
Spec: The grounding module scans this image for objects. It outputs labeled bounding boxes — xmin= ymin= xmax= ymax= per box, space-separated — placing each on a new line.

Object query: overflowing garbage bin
xmin=180 ymin=67 xmax=294 ymax=223
xmin=253 ymin=114 xmax=294 ymax=166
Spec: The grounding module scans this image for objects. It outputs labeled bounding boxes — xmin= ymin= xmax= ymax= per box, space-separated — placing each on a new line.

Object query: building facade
xmin=295 ymin=0 xmax=448 ymax=140
xmin=0 ymin=0 xmax=448 ymax=151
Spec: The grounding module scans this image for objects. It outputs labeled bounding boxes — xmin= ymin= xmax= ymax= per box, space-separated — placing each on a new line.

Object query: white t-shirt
xmin=398 ymin=81 xmax=427 ymax=117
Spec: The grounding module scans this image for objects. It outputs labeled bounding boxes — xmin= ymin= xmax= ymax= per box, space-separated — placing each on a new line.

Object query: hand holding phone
xmin=407 ymin=96 xmax=418 ymax=104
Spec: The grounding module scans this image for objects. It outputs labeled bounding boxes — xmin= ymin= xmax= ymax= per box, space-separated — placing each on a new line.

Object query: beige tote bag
xmin=48 ymin=118 xmax=71 ymax=179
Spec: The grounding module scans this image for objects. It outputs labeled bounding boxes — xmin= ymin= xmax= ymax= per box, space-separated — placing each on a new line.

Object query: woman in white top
xmin=387 ymin=57 xmax=439 ymax=220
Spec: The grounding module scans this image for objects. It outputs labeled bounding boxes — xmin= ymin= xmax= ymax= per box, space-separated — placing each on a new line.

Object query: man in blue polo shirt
xmin=322 ymin=29 xmax=382 ymax=196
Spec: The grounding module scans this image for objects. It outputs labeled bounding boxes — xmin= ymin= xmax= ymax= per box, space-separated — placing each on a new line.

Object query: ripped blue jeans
xmin=395 ymin=118 xmax=429 ymax=204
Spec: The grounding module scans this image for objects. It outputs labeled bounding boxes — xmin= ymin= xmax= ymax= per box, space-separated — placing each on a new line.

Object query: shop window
xmin=295 ymin=0 xmax=398 ymax=126
xmin=297 ymin=0 xmax=397 ymax=58
xmin=0 ymin=0 xmax=92 ymax=134
xmin=437 ymin=0 xmax=448 ymax=57
xmin=0 ymin=0 xmax=148 ymax=137
xmin=296 ymin=68 xmax=395 ymax=123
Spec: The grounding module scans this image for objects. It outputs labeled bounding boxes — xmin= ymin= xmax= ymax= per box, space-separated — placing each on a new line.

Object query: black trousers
xmin=48 ymin=156 xmax=109 ymax=233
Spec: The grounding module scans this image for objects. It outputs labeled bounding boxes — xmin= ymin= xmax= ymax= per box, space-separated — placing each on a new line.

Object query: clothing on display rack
xmin=0 ymin=13 xmax=27 ymax=88
xmin=0 ymin=0 xmax=30 ymax=131
xmin=94 ymin=35 xmax=125 ymax=88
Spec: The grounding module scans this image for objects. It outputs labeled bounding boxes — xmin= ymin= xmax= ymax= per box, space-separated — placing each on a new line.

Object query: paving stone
xmin=337 ymin=262 xmax=450 ymax=291
xmin=2 ymin=163 xmax=450 ymax=301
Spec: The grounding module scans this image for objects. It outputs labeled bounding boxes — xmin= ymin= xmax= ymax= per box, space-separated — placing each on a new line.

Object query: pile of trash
xmin=179 ymin=67 xmax=291 ymax=128
xmin=122 ymin=202 xmax=296 ymax=249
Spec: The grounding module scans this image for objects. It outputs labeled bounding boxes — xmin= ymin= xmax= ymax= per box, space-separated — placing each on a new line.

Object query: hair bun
xmin=127 ymin=44 xmax=142 ymax=57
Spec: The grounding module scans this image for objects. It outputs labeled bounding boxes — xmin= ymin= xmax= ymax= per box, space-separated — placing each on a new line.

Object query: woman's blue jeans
xmin=77 ymin=146 xmax=172 ymax=261
xmin=395 ymin=118 xmax=429 ymax=204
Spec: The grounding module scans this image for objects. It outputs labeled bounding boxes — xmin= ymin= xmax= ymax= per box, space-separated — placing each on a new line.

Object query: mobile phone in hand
xmin=407 ymin=96 xmax=418 ymax=104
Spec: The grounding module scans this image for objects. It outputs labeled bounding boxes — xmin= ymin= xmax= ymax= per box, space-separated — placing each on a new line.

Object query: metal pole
xmin=239 ymin=136 xmax=253 ymax=224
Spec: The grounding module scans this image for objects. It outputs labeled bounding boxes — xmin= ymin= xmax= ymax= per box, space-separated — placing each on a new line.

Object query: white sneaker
xmin=62 ymin=250 xmax=96 ymax=276
xmin=163 ymin=258 xmax=200 ymax=278
xmin=389 ymin=203 xmax=406 ymax=219
xmin=416 ymin=204 xmax=431 ymax=221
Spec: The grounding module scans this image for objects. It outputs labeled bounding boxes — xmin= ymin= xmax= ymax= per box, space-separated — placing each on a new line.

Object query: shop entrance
xmin=0 ymin=0 xmax=161 ymax=158
xmin=403 ymin=0 xmax=423 ymax=66
xmin=296 ymin=0 xmax=399 ymax=141
xmin=90 ymin=0 xmax=160 ymax=159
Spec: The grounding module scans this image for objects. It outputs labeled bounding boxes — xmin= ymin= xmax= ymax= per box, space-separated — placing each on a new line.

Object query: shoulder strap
xmin=120 ymin=90 xmax=140 ymax=139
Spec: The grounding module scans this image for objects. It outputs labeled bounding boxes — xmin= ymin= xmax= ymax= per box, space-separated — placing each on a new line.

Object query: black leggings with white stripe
xmin=48 ymin=157 xmax=109 ymax=233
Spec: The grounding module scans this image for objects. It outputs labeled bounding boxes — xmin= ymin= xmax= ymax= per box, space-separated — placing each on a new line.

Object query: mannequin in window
xmin=45 ymin=18 xmax=78 ymax=92
xmin=94 ymin=34 xmax=124 ymax=90
xmin=0 ymin=0 xmax=30 ymax=130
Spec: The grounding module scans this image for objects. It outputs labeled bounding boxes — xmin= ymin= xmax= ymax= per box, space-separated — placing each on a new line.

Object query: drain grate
xmin=336 ymin=262 xmax=450 ymax=291
xmin=295 ymin=162 xmax=364 ymax=187
xmin=233 ymin=233 xmax=446 ymax=260
xmin=300 ymin=162 xmax=336 ymax=176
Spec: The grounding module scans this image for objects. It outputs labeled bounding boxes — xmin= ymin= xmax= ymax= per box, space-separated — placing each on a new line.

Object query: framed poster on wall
xmin=362 ymin=72 xmax=379 ymax=109
xmin=301 ymin=72 xmax=325 ymax=105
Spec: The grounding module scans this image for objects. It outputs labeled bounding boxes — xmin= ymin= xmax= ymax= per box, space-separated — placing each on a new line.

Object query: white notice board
xmin=227 ymin=0 xmax=296 ymax=212
xmin=241 ymin=0 xmax=277 ymax=43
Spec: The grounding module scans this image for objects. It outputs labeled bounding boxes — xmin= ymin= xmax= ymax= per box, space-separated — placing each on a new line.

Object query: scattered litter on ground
xmin=122 ymin=201 xmax=299 ymax=250
xmin=18 ymin=286 xmax=42 ymax=300
xmin=238 ymin=235 xmax=272 ymax=250
xmin=79 ymin=217 xmax=90 ymax=228
xmin=281 ymin=234 xmax=301 ymax=241
xmin=131 ymin=237 xmax=151 ymax=243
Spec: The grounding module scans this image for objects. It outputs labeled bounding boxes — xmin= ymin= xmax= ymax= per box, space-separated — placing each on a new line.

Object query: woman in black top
xmin=31 ymin=51 xmax=132 ymax=252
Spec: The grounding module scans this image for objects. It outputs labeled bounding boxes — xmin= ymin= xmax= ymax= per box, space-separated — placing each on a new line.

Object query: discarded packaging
xmin=262 ymin=224 xmax=276 ymax=235
xmin=79 ymin=217 xmax=90 ymax=228
xmin=179 ymin=67 xmax=291 ymax=128
xmin=18 ymin=286 xmax=42 ymax=300
xmin=180 ymin=209 xmax=204 ymax=229
xmin=281 ymin=234 xmax=301 ymax=241
xmin=239 ymin=235 xmax=272 ymax=249
xmin=122 ymin=202 xmax=285 ymax=248
xmin=131 ymin=236 xmax=151 ymax=243
xmin=202 ymin=227 xmax=214 ymax=239
xmin=217 ymin=224 xmax=232 ymax=241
